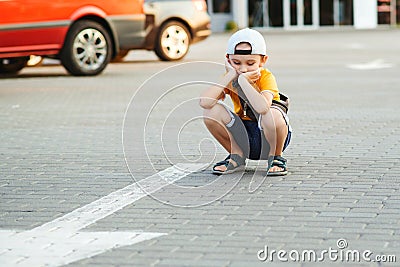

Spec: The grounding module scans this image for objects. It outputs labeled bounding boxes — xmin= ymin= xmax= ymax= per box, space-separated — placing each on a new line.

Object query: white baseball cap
xmin=226 ymin=28 xmax=267 ymax=55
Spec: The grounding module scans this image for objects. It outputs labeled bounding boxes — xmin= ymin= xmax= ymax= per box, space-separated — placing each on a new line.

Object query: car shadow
xmin=0 ymin=72 xmax=69 ymax=79
xmin=0 ymin=59 xmax=176 ymax=79
xmin=112 ymin=59 xmax=160 ymax=64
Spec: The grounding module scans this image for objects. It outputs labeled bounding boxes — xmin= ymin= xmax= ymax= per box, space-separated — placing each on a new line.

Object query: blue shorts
xmin=224 ymin=106 xmax=292 ymax=160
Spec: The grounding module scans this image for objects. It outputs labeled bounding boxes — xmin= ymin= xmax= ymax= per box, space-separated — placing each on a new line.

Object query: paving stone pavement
xmin=1 ymin=29 xmax=399 ymax=266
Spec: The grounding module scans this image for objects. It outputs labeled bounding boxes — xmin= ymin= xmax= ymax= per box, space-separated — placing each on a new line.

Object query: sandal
xmin=212 ymin=154 xmax=246 ymax=175
xmin=267 ymin=156 xmax=288 ymax=176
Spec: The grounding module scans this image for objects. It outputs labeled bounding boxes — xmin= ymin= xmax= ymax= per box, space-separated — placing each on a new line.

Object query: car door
xmin=0 ymin=0 xmax=70 ymax=57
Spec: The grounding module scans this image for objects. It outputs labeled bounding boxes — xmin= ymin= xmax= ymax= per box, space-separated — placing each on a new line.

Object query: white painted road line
xmin=346 ymin=59 xmax=394 ymax=70
xmin=0 ymin=163 xmax=205 ymax=267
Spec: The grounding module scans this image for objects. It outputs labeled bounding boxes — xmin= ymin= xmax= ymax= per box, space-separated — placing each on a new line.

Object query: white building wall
xmin=232 ymin=0 xmax=248 ymax=29
xmin=207 ymin=0 xmax=380 ymax=32
xmin=353 ymin=0 xmax=378 ymax=29
xmin=207 ymin=0 xmax=233 ymax=32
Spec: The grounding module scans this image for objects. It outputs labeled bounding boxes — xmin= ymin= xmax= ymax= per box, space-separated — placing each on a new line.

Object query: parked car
xmin=0 ymin=0 xmax=211 ymax=76
xmin=0 ymin=0 xmax=147 ymax=76
xmin=138 ymin=0 xmax=211 ymax=61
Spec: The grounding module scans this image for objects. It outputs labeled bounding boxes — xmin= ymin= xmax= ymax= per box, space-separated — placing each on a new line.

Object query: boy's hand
xmin=224 ymin=57 xmax=236 ymax=73
xmin=224 ymin=57 xmax=238 ymax=81
xmin=241 ymin=68 xmax=261 ymax=83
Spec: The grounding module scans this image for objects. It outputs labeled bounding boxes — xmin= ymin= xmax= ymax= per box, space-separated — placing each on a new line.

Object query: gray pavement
xmin=1 ymin=28 xmax=400 ymax=266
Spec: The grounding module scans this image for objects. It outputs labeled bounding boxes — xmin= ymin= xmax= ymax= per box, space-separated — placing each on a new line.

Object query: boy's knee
xmin=260 ymin=109 xmax=286 ymax=130
xmin=203 ymin=104 xmax=232 ymax=125
xmin=203 ymin=105 xmax=216 ymax=120
xmin=203 ymin=109 xmax=217 ymax=126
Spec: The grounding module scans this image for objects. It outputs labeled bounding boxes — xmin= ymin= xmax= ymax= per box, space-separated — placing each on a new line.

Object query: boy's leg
xmin=203 ymin=104 xmax=244 ymax=172
xmin=260 ymin=108 xmax=289 ymax=173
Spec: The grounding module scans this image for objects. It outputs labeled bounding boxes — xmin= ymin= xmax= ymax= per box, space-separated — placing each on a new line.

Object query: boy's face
xmin=227 ymin=42 xmax=267 ymax=74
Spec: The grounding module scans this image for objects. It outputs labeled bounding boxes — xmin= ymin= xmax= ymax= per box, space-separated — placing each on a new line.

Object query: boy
xmin=199 ymin=28 xmax=291 ymax=176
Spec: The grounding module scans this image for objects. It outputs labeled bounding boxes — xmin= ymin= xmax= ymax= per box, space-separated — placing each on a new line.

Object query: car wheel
xmin=155 ymin=21 xmax=190 ymax=61
xmin=0 ymin=57 xmax=29 ymax=74
xmin=61 ymin=20 xmax=112 ymax=76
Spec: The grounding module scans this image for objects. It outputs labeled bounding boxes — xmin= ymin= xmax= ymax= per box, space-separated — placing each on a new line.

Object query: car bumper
xmin=106 ymin=14 xmax=147 ymax=51
xmin=191 ymin=22 xmax=211 ymax=44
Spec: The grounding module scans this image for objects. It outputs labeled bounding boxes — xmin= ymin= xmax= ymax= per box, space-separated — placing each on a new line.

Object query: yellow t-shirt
xmin=223 ymin=68 xmax=279 ymax=120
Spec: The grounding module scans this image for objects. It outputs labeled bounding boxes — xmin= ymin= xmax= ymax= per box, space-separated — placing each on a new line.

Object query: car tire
xmin=0 ymin=57 xmax=29 ymax=74
xmin=154 ymin=21 xmax=190 ymax=61
xmin=60 ymin=20 xmax=112 ymax=76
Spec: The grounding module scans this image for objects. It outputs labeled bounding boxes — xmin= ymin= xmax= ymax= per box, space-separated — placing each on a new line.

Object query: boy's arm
xmin=237 ymin=69 xmax=272 ymax=115
xmin=199 ymin=62 xmax=237 ymax=109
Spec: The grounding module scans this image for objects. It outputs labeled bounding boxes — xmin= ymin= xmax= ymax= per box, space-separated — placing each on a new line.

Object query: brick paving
xmin=1 ymin=29 xmax=399 ymax=266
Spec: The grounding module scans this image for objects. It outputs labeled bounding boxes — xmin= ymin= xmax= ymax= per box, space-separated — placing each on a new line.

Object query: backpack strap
xmin=271 ymin=93 xmax=290 ymax=114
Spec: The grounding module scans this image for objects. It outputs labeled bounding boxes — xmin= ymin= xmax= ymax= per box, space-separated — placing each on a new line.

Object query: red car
xmin=0 ymin=0 xmax=147 ymax=76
